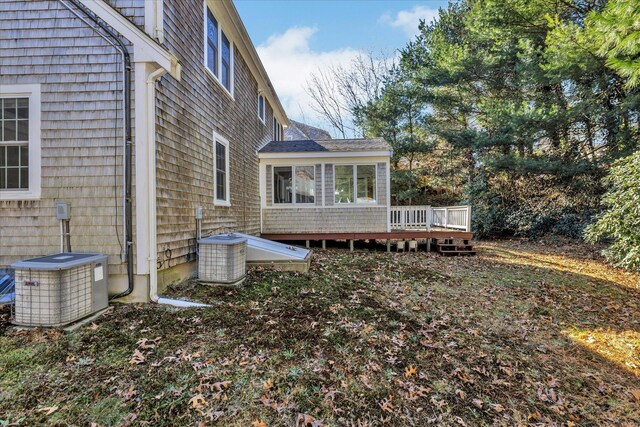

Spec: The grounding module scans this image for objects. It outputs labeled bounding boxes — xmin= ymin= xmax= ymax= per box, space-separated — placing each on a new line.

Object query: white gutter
xmin=258 ymin=151 xmax=393 ymax=160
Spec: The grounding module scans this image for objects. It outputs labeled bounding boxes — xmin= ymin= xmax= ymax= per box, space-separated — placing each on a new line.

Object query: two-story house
xmin=0 ymin=0 xmax=288 ymax=301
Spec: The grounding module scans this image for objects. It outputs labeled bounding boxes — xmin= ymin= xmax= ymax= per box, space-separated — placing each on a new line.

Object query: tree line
xmin=306 ymin=0 xmax=640 ymax=270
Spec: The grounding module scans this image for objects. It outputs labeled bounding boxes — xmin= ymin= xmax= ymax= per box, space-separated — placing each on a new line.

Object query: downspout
xmin=59 ymin=0 xmax=134 ymax=299
xmin=144 ymin=69 xmax=208 ymax=309
xmin=145 ymin=68 xmax=165 ymax=303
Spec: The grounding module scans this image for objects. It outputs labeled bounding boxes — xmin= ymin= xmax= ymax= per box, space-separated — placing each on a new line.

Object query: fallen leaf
xmin=37 ymin=406 xmax=58 ymax=415
xmin=491 ymin=403 xmax=504 ymax=413
xmin=405 ymin=365 xmax=417 ymax=378
xmin=252 ymin=421 xmax=267 ymax=427
xmin=188 ymin=394 xmax=207 ymax=409
xmin=630 ymin=389 xmax=640 ymax=402
xmin=379 ymin=395 xmax=394 ymax=413
xmin=129 ymin=349 xmax=146 ymax=365
xmin=263 ymin=379 xmax=274 ymax=391
xmin=471 ymin=398 xmax=483 ymax=409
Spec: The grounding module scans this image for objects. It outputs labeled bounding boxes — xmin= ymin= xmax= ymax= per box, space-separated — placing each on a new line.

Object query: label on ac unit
xmin=94 ymin=264 xmax=104 ymax=281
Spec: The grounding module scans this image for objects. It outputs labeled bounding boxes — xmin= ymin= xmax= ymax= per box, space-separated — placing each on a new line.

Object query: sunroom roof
xmin=258 ymin=138 xmax=391 ymax=154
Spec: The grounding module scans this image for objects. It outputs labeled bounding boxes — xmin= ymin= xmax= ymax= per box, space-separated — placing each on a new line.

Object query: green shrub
xmin=585 ymin=151 xmax=640 ymax=271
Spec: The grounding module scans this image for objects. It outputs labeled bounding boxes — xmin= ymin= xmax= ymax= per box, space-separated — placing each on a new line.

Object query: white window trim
xmin=203 ymin=1 xmax=235 ymax=99
xmin=258 ymin=94 xmax=266 ymax=124
xmin=0 ymin=84 xmax=41 ymax=201
xmin=272 ymin=165 xmax=316 ymax=205
xmin=333 ymin=163 xmax=378 ymax=205
xmin=213 ymin=131 xmax=230 ymax=206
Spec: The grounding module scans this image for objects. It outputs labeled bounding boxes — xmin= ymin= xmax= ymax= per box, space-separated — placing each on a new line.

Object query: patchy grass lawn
xmin=1 ymin=240 xmax=639 ymax=426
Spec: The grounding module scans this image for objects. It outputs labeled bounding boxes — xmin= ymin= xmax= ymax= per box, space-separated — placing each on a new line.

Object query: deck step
xmin=432 ymin=238 xmax=476 ymax=256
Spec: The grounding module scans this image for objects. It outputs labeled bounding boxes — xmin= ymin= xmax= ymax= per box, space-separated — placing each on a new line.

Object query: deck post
xmin=427 ymin=238 xmax=431 ymax=252
xmin=386 ymin=239 xmax=391 ymax=252
xmin=305 ymin=240 xmax=310 ymax=249
xmin=349 ymin=240 xmax=354 ymax=252
xmin=322 ymin=240 xmax=326 ymax=249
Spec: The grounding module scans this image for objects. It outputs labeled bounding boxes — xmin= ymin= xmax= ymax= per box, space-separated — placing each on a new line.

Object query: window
xmin=295 ymin=166 xmax=315 ymax=203
xmin=334 ymin=164 xmax=376 ymax=204
xmin=221 ymin=31 xmax=231 ymax=91
xmin=258 ymin=95 xmax=265 ymax=123
xmin=273 ymin=165 xmax=315 ymax=204
xmin=272 ymin=117 xmax=282 ymax=141
xmin=0 ymin=84 xmax=40 ymax=200
xmin=334 ymin=165 xmax=354 ymax=203
xmin=206 ymin=8 xmax=218 ymax=75
xmin=356 ymin=165 xmax=376 ymax=203
xmin=273 ymin=166 xmax=291 ymax=204
xmin=204 ymin=3 xmax=234 ymax=95
xmin=213 ymin=133 xmax=229 ymax=205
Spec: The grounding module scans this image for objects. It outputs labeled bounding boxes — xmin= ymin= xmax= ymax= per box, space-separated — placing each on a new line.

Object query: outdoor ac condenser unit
xmin=198 ymin=234 xmax=247 ymax=285
xmin=11 ymin=253 xmax=108 ymax=327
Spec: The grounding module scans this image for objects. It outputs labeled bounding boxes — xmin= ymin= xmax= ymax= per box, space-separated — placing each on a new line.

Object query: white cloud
xmin=380 ymin=5 xmax=439 ymax=38
xmin=256 ymin=26 xmax=362 ymax=130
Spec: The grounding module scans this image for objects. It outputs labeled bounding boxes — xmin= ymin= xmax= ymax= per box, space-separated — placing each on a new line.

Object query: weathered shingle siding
xmin=155 ymin=0 xmax=273 ymax=269
xmin=262 ymin=207 xmax=388 ymax=234
xmin=377 ymin=162 xmax=387 ymax=206
xmin=315 ymin=164 xmax=322 ymax=206
xmin=324 ymin=164 xmax=334 ymax=206
xmin=0 ymin=0 xmax=134 ymax=276
xmin=103 ymin=0 xmax=145 ymax=31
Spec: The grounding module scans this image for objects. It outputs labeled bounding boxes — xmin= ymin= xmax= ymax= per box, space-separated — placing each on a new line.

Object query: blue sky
xmin=234 ymin=1 xmax=448 ymax=126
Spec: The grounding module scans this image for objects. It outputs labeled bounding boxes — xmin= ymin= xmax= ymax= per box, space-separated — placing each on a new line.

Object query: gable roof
xmin=258 ymin=138 xmax=391 ymax=155
xmin=285 ymin=120 xmax=332 ymax=141
xmin=213 ymin=0 xmax=288 ymax=125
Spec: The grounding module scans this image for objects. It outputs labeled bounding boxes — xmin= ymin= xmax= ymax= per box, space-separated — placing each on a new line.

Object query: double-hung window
xmin=213 ymin=133 xmax=230 ymax=205
xmin=334 ymin=165 xmax=376 ymax=204
xmin=272 ymin=117 xmax=282 ymax=141
xmin=206 ymin=9 xmax=218 ymax=75
xmin=0 ymin=84 xmax=41 ymax=200
xmin=273 ymin=165 xmax=315 ymax=204
xmin=204 ymin=3 xmax=234 ymax=95
xmin=258 ymin=95 xmax=266 ymax=123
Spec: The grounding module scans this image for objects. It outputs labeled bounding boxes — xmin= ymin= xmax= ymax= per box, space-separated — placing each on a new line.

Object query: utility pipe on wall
xmin=59 ymin=0 xmax=134 ymax=299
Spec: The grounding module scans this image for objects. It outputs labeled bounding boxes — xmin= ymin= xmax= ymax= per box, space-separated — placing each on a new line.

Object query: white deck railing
xmin=390 ymin=205 xmax=471 ymax=232
xmin=390 ymin=205 xmax=432 ymax=230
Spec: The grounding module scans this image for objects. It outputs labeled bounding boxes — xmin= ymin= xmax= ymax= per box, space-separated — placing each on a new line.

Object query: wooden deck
xmin=260 ymin=230 xmax=473 ymax=241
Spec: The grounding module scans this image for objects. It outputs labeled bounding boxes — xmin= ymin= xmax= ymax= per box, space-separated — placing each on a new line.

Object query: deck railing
xmin=390 ymin=205 xmax=471 ymax=232
xmin=390 ymin=206 xmax=431 ymax=230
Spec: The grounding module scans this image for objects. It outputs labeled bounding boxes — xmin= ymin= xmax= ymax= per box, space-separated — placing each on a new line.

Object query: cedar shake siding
xmin=154 ymin=0 xmax=275 ymax=270
xmin=262 ymin=207 xmax=388 ymax=234
xmin=0 ymin=0 xmax=135 ymax=277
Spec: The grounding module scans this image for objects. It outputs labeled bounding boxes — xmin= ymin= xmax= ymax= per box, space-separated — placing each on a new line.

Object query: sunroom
xmin=258 ymin=138 xmax=392 ymax=235
xmin=257 ymin=138 xmax=473 ymax=251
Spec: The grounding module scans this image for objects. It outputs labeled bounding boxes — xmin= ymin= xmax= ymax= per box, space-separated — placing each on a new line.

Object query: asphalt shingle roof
xmin=284 ymin=120 xmax=332 ymax=141
xmin=258 ymin=138 xmax=391 ymax=153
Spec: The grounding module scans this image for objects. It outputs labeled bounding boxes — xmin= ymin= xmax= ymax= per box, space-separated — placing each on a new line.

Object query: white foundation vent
xmin=11 ymin=253 xmax=109 ymax=327
xmin=198 ymin=234 xmax=247 ymax=285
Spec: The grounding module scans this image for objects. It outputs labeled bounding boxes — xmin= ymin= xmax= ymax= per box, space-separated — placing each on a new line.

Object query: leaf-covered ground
xmin=1 ymin=240 xmax=638 ymax=426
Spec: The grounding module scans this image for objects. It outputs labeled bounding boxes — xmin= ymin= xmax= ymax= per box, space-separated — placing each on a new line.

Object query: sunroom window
xmin=273 ymin=166 xmax=315 ymax=204
xmin=334 ymin=164 xmax=376 ymax=204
